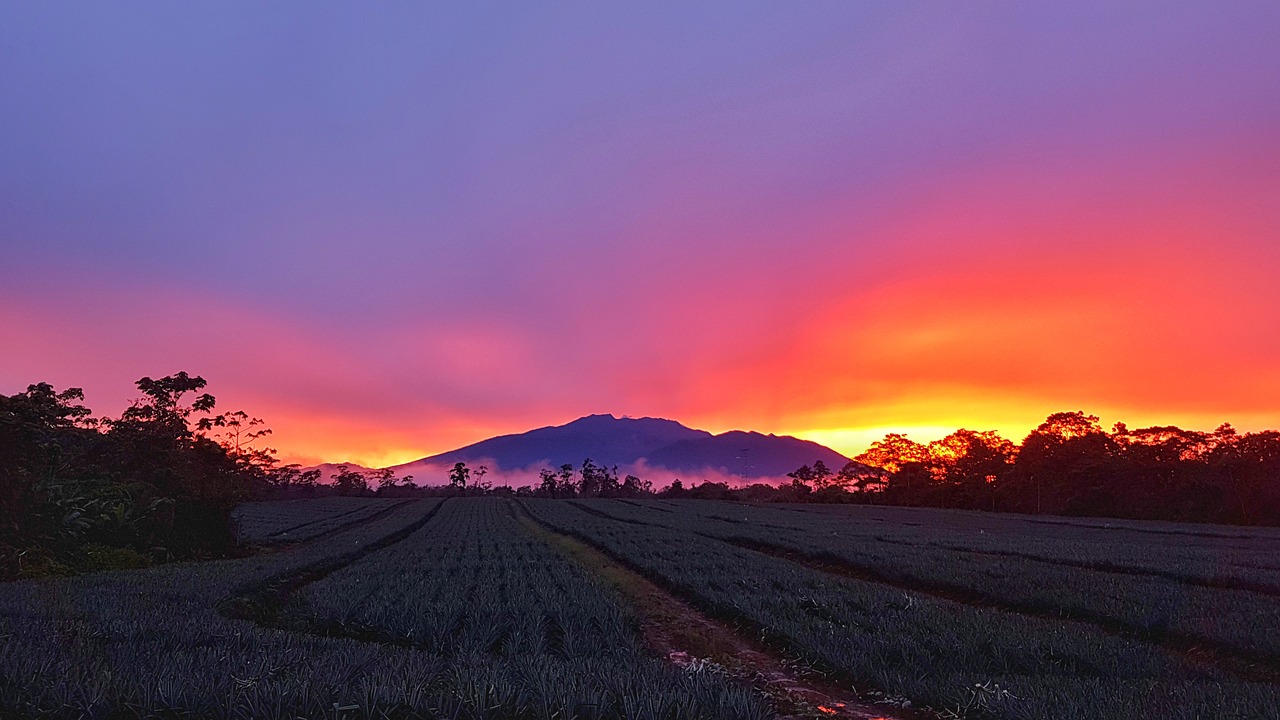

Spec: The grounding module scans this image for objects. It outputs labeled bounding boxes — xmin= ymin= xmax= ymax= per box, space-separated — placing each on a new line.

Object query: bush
xmin=15 ymin=548 xmax=73 ymax=579
xmin=76 ymin=544 xmax=151 ymax=573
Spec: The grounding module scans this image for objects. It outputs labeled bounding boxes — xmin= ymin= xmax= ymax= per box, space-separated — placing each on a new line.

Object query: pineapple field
xmin=1 ymin=497 xmax=1277 ymax=719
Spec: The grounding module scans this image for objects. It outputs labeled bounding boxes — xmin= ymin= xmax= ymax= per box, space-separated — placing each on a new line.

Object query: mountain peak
xmin=569 ymin=413 xmax=619 ymax=424
xmin=392 ymin=414 xmax=850 ymax=480
xmin=401 ymin=413 xmax=710 ymax=471
xmin=643 ymin=430 xmax=850 ymax=478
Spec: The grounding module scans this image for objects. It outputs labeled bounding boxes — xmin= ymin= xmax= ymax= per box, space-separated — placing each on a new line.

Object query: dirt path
xmin=512 ymin=501 xmax=931 ymax=720
xmin=569 ymin=499 xmax=1280 ymax=684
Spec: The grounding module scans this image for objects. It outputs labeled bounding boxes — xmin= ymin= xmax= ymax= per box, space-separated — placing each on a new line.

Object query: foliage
xmin=331 ymin=465 xmax=371 ymax=496
xmin=448 ymin=461 xmax=471 ymax=489
xmin=0 ymin=373 xmax=285 ymax=578
xmin=823 ymin=411 xmax=1280 ymax=525
xmin=525 ymin=459 xmax=647 ymax=499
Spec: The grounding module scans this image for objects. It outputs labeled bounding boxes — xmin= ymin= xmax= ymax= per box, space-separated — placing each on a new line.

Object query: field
xmin=233 ymin=497 xmax=412 ymax=543
xmin=0 ymin=498 xmax=1277 ymax=719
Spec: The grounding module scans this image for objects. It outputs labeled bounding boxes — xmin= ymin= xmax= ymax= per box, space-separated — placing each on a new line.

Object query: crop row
xmin=755 ymin=502 xmax=1280 ymax=585
xmin=296 ymin=498 xmax=768 ymax=719
xmin=522 ymin=499 xmax=1280 ymax=720
xmin=586 ymin=499 xmax=1280 ymax=660
xmin=0 ymin=497 xmax=770 ymax=720
xmin=0 ymin=499 xmax=463 ymax=719
xmin=233 ymin=496 xmax=407 ymax=543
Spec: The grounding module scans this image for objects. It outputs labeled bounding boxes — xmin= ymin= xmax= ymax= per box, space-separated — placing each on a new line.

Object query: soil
xmin=512 ymin=501 xmax=932 ymax=720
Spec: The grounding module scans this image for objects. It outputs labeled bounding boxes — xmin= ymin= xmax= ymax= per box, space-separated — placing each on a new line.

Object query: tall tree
xmin=557 ymin=464 xmax=577 ymax=497
xmin=332 ymin=465 xmax=371 ymax=496
xmin=855 ymin=433 xmax=932 ymax=501
xmin=835 ymin=461 xmax=888 ymax=494
xmin=0 ymin=384 xmax=95 ymax=548
xmin=787 ymin=464 xmax=816 ymax=496
xmin=448 ymin=462 xmax=470 ymax=490
xmin=538 ymin=468 xmax=560 ymax=498
xmin=578 ymin=458 xmax=603 ymax=497
xmin=809 ymin=460 xmax=835 ymax=491
xmin=928 ymin=430 xmax=1018 ymax=509
xmin=1012 ymin=412 xmax=1114 ymax=515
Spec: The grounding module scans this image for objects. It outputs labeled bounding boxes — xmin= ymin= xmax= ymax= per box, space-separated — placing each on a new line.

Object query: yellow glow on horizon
xmin=786 ymin=406 xmax=1280 ymax=461
xmin=767 ymin=391 xmax=1052 ymax=459
xmin=276 ymin=445 xmax=428 ymax=470
xmin=268 ymin=393 xmax=1279 ymax=470
xmin=262 ymin=412 xmax=486 ymax=469
xmin=792 ymin=426 xmax=970 ymax=459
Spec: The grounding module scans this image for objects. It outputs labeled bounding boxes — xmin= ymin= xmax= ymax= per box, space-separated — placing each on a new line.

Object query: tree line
xmin=781 ymin=411 xmax=1280 ymax=525
xmin=0 ymin=370 xmax=667 ymax=579
xmin=437 ymin=459 xmax=653 ymax=499
xmin=8 ymin=375 xmax=1275 ymax=582
xmin=0 ymin=373 xmax=413 ymax=579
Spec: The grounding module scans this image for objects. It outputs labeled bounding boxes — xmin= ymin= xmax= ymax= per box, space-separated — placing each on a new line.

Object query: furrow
xmin=719 ymin=534 xmax=1280 ymax=685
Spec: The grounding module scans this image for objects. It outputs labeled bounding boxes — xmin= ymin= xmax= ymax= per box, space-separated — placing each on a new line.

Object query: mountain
xmin=397 ymin=414 xmax=710 ymax=471
xmin=641 ymin=430 xmax=851 ymax=478
xmin=391 ymin=414 xmax=851 ymax=480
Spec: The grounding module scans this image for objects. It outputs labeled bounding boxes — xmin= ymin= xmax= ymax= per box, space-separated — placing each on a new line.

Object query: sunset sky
xmin=3 ymin=3 xmax=1278 ymax=470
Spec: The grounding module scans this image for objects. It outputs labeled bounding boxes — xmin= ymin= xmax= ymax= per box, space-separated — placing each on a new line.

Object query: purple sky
xmin=3 ymin=3 xmax=1278 ymax=467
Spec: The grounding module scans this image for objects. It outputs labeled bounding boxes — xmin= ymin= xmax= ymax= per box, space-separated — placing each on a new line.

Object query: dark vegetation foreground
xmin=0 ymin=374 xmax=282 ymax=579
xmin=0 ymin=496 xmax=1277 ymax=719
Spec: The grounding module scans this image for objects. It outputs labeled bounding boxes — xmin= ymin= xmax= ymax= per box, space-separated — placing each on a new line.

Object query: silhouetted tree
xmin=856 ymin=434 xmax=931 ymax=502
xmin=1208 ymin=428 xmax=1280 ymax=524
xmin=764 ymin=412 xmax=1278 ymax=525
xmin=618 ymin=474 xmax=652 ymax=497
xmin=809 ymin=460 xmax=835 ymax=491
xmin=659 ymin=479 xmax=686 ymax=498
xmin=600 ymin=464 xmax=621 ymax=497
xmin=0 ymin=383 xmax=95 ymax=552
xmin=687 ymin=481 xmax=732 ymax=500
xmin=332 ymin=465 xmax=371 ymax=496
xmin=100 ymin=373 xmax=269 ymax=556
xmin=928 ymin=430 xmax=1017 ymax=509
xmin=578 ymin=458 xmax=603 ymax=497
xmin=557 ymin=463 xmax=577 ymax=497
xmin=538 ymin=468 xmax=560 ymax=498
xmin=836 ymin=461 xmax=888 ymax=495
xmin=1011 ymin=412 xmax=1115 ymax=515
xmin=268 ymin=464 xmax=322 ymax=496
xmin=786 ymin=464 xmax=815 ymax=497
xmin=448 ymin=462 xmax=470 ymax=490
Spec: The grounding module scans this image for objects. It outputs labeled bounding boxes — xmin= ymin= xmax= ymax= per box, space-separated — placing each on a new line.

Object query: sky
xmin=2 ymin=2 xmax=1279 ymax=469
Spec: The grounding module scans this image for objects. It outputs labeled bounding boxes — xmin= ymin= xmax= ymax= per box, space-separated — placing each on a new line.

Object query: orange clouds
xmin=697 ymin=244 xmax=1279 ymax=456
xmin=4 ymin=110 xmax=1277 ymax=470
xmin=675 ymin=139 xmax=1280 ymax=455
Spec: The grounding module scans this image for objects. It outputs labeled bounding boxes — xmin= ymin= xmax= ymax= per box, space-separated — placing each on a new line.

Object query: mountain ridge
xmin=387 ymin=414 xmax=853 ymax=479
